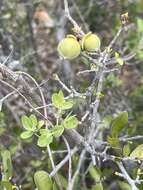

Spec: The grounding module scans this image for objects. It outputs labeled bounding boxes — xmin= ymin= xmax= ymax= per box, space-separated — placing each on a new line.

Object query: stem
xmin=117 ymin=161 xmax=139 ymax=190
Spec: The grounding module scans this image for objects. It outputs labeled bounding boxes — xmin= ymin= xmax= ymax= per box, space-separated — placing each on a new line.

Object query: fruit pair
xmin=58 ymin=32 xmax=101 ymax=60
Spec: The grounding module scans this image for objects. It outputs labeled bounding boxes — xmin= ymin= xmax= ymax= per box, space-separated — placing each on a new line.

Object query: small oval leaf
xmin=20 ymin=131 xmax=33 ymax=139
xmin=21 ymin=115 xmax=33 ymax=131
xmin=64 ymin=116 xmax=78 ymax=129
xmin=34 ymin=170 xmax=53 ymax=190
xmin=37 ymin=134 xmax=53 ymax=147
xmin=52 ymin=125 xmax=64 ymax=137
xmin=111 ymin=112 xmax=128 ymax=137
xmin=29 ymin=114 xmax=37 ymax=128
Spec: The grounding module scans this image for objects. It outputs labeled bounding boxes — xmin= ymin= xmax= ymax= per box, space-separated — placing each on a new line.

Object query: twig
xmin=63 ymin=137 xmax=72 ymax=189
xmin=64 ymin=0 xmax=84 ymax=36
xmin=1 ymin=48 xmax=14 ymax=66
xmin=0 ymin=79 xmax=46 ymax=120
xmin=55 ymin=75 xmax=71 ymax=93
xmin=47 ymin=147 xmax=64 ymax=190
xmin=88 ymin=26 xmax=124 ymax=142
xmin=50 ymin=147 xmax=78 ymax=177
xmin=120 ymin=136 xmax=143 ymax=142
xmin=117 ymin=161 xmax=139 ymax=190
xmin=0 ymin=90 xmax=16 ymax=104
xmin=16 ymin=71 xmax=63 ymax=190
xmin=77 ymin=69 xmax=96 ymax=76
xmin=69 ymin=149 xmax=86 ymax=190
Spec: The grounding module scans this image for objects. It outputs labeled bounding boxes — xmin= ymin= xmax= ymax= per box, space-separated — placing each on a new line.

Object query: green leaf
xmin=1 ymin=150 xmax=13 ymax=181
xmin=115 ymin=52 xmax=119 ymax=59
xmin=52 ymin=91 xmax=73 ymax=110
xmin=92 ymin=184 xmax=103 ymax=190
xmin=37 ymin=133 xmax=53 ymax=147
xmin=34 ymin=170 xmax=53 ymax=190
xmin=61 ymin=101 xmax=73 ymax=110
xmin=111 ymin=111 xmax=128 ymax=137
xmin=123 ymin=143 xmax=130 ymax=157
xmin=137 ymin=18 xmax=143 ymax=33
xmin=89 ymin=167 xmax=103 ymax=190
xmin=21 ymin=115 xmax=36 ymax=132
xmin=20 ymin=131 xmax=33 ymax=139
xmin=39 ymin=129 xmax=49 ymax=135
xmin=53 ymin=182 xmax=58 ymax=190
xmin=118 ymin=181 xmax=131 ymax=190
xmin=115 ymin=52 xmax=124 ymax=65
xmin=63 ymin=115 xmax=78 ymax=129
xmin=107 ymin=136 xmax=120 ymax=149
xmin=130 ymin=144 xmax=143 ymax=160
xmin=52 ymin=125 xmax=64 ymax=137
xmin=52 ymin=91 xmax=65 ymax=108
xmin=56 ymin=174 xmax=68 ymax=189
xmin=0 ymin=181 xmax=13 ymax=190
xmin=21 ymin=115 xmax=33 ymax=130
xmin=137 ymin=50 xmax=143 ymax=60
xmin=29 ymin=114 xmax=37 ymax=128
xmin=116 ymin=58 xmax=124 ymax=65
xmin=37 ymin=120 xmax=45 ymax=129
xmin=89 ymin=166 xmax=101 ymax=182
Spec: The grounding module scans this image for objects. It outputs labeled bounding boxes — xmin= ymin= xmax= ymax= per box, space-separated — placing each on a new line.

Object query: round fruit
xmin=34 ymin=170 xmax=52 ymax=190
xmin=81 ymin=32 xmax=101 ymax=52
xmin=58 ymin=35 xmax=81 ymax=60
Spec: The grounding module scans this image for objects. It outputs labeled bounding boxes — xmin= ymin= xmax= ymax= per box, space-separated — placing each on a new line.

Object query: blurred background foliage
xmin=0 ymin=0 xmax=143 ymax=189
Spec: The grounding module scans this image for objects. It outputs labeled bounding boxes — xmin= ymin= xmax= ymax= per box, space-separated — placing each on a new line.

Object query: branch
xmin=50 ymin=147 xmax=78 ymax=177
xmin=117 ymin=161 xmax=139 ymax=190
xmin=68 ymin=149 xmax=86 ymax=190
xmin=64 ymin=0 xmax=84 ymax=36
xmin=63 ymin=136 xmax=72 ymax=188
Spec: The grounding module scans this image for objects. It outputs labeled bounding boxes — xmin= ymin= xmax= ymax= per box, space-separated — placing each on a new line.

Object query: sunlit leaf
xmin=52 ymin=91 xmax=65 ymax=108
xmin=37 ymin=133 xmax=53 ymax=147
xmin=130 ymin=144 xmax=143 ymax=160
xmin=39 ymin=129 xmax=49 ymax=135
xmin=107 ymin=136 xmax=120 ymax=149
xmin=1 ymin=150 xmax=13 ymax=181
xmin=21 ymin=115 xmax=36 ymax=131
xmin=34 ymin=170 xmax=53 ymax=190
xmin=117 ymin=58 xmax=124 ymax=65
xmin=29 ymin=114 xmax=38 ymax=128
xmin=37 ymin=120 xmax=45 ymax=129
xmin=62 ymin=101 xmax=73 ymax=110
xmin=20 ymin=131 xmax=33 ymax=139
xmin=123 ymin=143 xmax=130 ymax=157
xmin=63 ymin=115 xmax=78 ymax=129
xmin=115 ymin=52 xmax=124 ymax=65
xmin=0 ymin=181 xmax=13 ymax=190
xmin=52 ymin=91 xmax=73 ymax=110
xmin=52 ymin=125 xmax=64 ymax=137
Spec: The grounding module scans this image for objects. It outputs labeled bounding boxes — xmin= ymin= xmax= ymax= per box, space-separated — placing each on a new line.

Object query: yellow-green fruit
xmin=34 ymin=170 xmax=53 ymax=190
xmin=81 ymin=32 xmax=101 ymax=52
xmin=58 ymin=35 xmax=81 ymax=60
